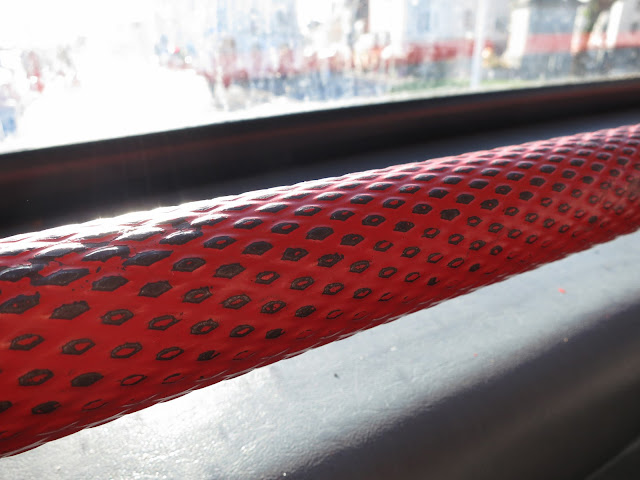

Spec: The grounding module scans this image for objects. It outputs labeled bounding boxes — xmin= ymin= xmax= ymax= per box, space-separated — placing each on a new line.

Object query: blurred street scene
xmin=1 ymin=0 xmax=639 ymax=152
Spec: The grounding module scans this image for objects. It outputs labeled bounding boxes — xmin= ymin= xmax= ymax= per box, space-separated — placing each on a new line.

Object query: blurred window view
xmin=0 ymin=0 xmax=639 ymax=153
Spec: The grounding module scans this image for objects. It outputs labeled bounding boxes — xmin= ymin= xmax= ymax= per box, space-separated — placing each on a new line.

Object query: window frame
xmin=0 ymin=76 xmax=639 ymax=238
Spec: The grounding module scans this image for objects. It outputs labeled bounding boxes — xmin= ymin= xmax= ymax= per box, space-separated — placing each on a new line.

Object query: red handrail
xmin=0 ymin=124 xmax=639 ymax=456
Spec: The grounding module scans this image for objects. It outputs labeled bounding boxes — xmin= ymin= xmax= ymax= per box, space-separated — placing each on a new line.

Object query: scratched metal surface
xmin=1 ymin=111 xmax=640 ymax=479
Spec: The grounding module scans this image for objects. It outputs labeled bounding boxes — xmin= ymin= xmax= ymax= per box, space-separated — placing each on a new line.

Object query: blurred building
xmin=502 ymin=0 xmax=639 ymax=78
xmin=366 ymin=0 xmax=509 ymax=79
xmin=604 ymin=0 xmax=640 ymax=49
xmin=369 ymin=0 xmax=474 ymax=46
xmin=367 ymin=0 xmax=509 ymax=44
xmin=502 ymin=0 xmax=578 ymax=77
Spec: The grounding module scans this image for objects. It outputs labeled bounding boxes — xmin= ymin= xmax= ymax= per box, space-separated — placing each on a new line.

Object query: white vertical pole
xmin=470 ymin=0 xmax=487 ymax=89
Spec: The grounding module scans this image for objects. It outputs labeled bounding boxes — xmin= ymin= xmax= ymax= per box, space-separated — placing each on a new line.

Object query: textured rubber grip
xmin=1 ymin=125 xmax=639 ymax=457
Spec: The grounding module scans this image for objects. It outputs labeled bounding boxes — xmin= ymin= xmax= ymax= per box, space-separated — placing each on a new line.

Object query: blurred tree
xmin=571 ymin=0 xmax=616 ymax=75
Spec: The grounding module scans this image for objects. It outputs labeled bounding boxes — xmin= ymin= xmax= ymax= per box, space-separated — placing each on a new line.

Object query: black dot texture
xmin=0 ymin=124 xmax=639 ymax=457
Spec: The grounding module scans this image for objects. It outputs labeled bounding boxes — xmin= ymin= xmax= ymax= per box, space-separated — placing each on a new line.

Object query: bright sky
xmin=297 ymin=2 xmax=333 ymax=29
xmin=0 ymin=0 xmax=155 ymax=47
xmin=0 ymin=0 xmax=334 ymax=48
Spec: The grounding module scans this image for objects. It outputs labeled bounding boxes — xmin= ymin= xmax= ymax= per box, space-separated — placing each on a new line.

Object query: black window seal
xmin=1 ymin=76 xmax=639 ymax=237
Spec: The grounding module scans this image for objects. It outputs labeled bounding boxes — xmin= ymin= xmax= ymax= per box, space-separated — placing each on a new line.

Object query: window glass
xmin=0 ymin=0 xmax=638 ymax=153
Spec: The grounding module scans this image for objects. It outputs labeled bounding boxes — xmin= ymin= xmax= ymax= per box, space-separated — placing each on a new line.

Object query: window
xmin=0 ymin=0 xmax=638 ymax=154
